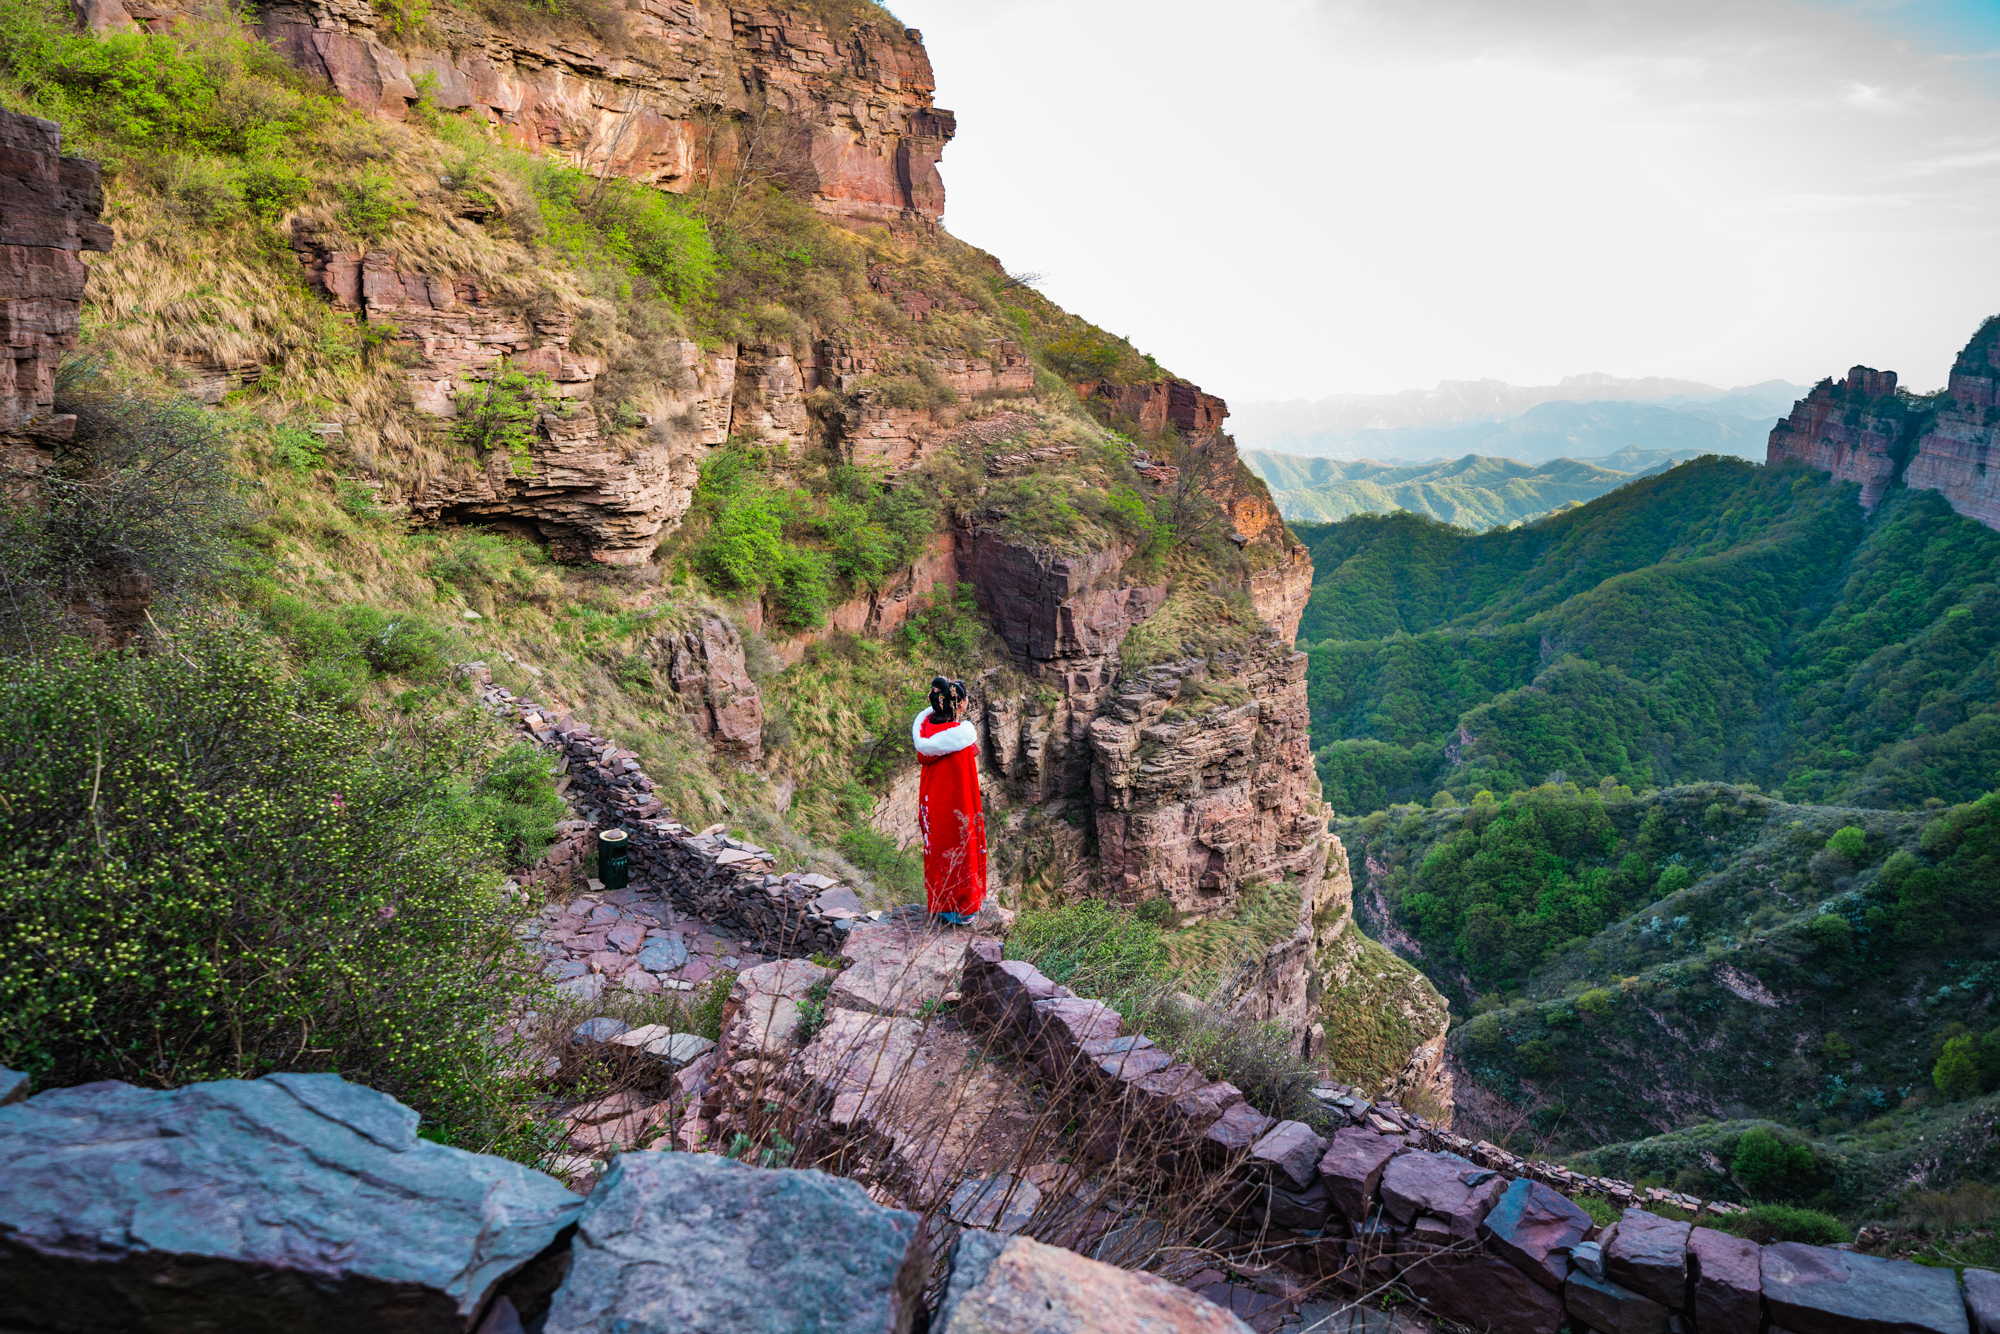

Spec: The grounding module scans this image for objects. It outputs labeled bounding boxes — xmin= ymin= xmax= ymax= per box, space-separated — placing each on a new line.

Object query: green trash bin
xmin=597 ymin=828 xmax=630 ymax=890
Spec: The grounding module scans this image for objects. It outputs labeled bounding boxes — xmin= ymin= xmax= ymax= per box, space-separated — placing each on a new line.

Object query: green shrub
xmin=1732 ymin=1128 xmax=1819 ymax=1201
xmin=1807 ymin=913 xmax=1854 ymax=954
xmin=1515 ymin=1038 xmax=1561 ymax=1079
xmin=1826 ymin=826 xmax=1867 ymax=861
xmin=1935 ymin=1033 xmax=1983 ymax=1100
xmin=336 ymin=167 xmax=408 ymax=239
xmin=1718 ymin=1204 xmax=1846 ymax=1246
xmin=836 ymin=825 xmax=919 ymax=900
xmin=0 ymin=617 xmax=534 ymax=1151
xmin=470 ymin=742 xmax=565 ymax=867
xmin=452 ymin=364 xmax=555 ymax=475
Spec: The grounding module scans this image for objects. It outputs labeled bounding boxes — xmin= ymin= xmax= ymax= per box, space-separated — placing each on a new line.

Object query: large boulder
xmin=1379 ymin=1151 xmax=1505 ymax=1239
xmin=1247 ymin=1120 xmax=1328 ymax=1192
xmin=936 ymin=1231 xmax=1253 ymax=1333
xmin=1688 ymin=1226 xmax=1763 ymax=1334
xmin=1319 ymin=1128 xmax=1401 ymax=1222
xmin=1607 ymin=1208 xmax=1691 ymax=1309
xmin=1480 ymin=1177 xmax=1593 ymax=1290
xmin=1761 ymin=1243 xmax=1970 ymax=1334
xmin=0 ymin=1074 xmax=580 ymax=1334
xmin=1400 ymin=1249 xmax=1564 ymax=1334
xmin=1566 ymin=1269 xmax=1670 ymax=1334
xmin=543 ymin=1151 xmax=927 ymax=1333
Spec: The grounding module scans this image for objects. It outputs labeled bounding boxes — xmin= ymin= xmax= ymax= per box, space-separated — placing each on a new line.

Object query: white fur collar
xmin=912 ymin=708 xmax=978 ymax=758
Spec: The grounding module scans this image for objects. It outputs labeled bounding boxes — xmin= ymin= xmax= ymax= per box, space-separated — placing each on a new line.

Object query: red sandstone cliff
xmin=91 ymin=0 xmax=952 ymax=227
xmin=1764 ymin=366 xmax=1906 ymax=512
xmin=1906 ymin=317 xmax=2000 ymax=531
xmin=1768 ymin=321 xmax=2000 ymax=533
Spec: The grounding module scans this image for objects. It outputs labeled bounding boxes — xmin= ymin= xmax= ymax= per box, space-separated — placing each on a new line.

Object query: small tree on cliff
xmin=1156 ymin=430 xmax=1236 ymax=549
xmin=452 ymin=363 xmax=556 ymax=477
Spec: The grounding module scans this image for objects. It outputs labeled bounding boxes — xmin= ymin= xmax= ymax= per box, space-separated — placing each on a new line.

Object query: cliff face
xmin=0 ymin=110 xmax=111 ymax=456
xmin=1764 ymin=366 xmax=1905 ymax=513
xmin=1907 ymin=318 xmax=2000 ymax=530
xmin=1766 ymin=319 xmax=2000 ymax=533
xmin=97 ymin=0 xmax=952 ymax=227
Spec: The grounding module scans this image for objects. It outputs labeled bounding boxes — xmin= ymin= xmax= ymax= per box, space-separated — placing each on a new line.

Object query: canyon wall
xmin=1766 ymin=318 xmax=2000 ymax=532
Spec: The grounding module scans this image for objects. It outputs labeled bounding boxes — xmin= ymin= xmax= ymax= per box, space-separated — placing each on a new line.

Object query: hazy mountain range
xmin=1230 ymin=374 xmax=1808 ymax=463
xmin=1245 ymin=447 xmax=1699 ymax=529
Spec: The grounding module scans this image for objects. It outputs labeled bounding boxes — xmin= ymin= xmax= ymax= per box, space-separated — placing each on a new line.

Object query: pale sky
xmin=891 ymin=0 xmax=2000 ymax=402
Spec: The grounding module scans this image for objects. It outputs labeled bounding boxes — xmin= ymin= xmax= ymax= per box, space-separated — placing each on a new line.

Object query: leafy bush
xmin=470 ymin=742 xmax=566 ymax=867
xmin=1935 ymin=1033 xmax=1983 ymax=1099
xmin=1827 ymin=826 xmax=1868 ymax=861
xmin=1732 ymin=1128 xmax=1819 ymax=1201
xmin=837 ymin=825 xmax=919 ymax=900
xmin=336 ymin=167 xmax=408 ymax=239
xmin=0 ymin=617 xmax=535 ymax=1150
xmin=452 ymin=364 xmax=556 ymax=474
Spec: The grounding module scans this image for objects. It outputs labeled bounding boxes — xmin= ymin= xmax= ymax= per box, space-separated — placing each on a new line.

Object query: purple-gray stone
xmin=1567 ymin=1268 xmax=1670 ymax=1334
xmin=1250 ymin=1120 xmax=1329 ymax=1191
xmin=1762 ymin=1243 xmax=1969 ymax=1334
xmin=1607 ymin=1208 xmax=1691 ymax=1309
xmin=1964 ymin=1269 xmax=2000 ymax=1334
xmin=1480 ymin=1176 xmax=1593 ymax=1290
xmin=543 ymin=1150 xmax=927 ymax=1334
xmin=0 ymin=1074 xmax=580 ymax=1334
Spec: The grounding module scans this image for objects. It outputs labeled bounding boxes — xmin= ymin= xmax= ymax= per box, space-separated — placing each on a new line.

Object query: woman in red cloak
xmin=913 ymin=676 xmax=986 ymax=925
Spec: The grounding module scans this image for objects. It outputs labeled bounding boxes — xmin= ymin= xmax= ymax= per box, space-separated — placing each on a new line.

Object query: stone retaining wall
xmin=467 ymin=663 xmax=860 ymax=959
xmin=955 ymin=946 xmax=1983 ymax=1334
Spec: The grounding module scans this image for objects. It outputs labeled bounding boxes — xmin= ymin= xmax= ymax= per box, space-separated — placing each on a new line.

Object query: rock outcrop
xmin=115 ymin=0 xmax=953 ymax=227
xmin=0 ymin=109 xmax=111 ymax=477
xmin=1766 ymin=318 xmax=2000 ymax=533
xmin=1906 ymin=318 xmax=2000 ymax=531
xmin=1764 ymin=366 xmax=1907 ymax=513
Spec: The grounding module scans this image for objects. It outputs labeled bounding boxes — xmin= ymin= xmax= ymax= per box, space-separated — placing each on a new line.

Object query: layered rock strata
xmin=1766 ymin=321 xmax=2000 ymax=533
xmin=1906 ymin=318 xmax=2000 ymax=530
xmin=0 ymin=109 xmax=111 ymax=479
xmin=1765 ymin=366 xmax=1908 ymax=512
xmin=107 ymin=0 xmax=954 ymax=226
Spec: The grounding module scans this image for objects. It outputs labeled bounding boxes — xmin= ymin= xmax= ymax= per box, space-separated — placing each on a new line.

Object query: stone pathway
xmin=519 ymin=878 xmax=761 ymax=1002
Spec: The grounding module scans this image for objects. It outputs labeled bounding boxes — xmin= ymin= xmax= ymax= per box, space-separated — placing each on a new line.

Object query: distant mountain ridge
xmin=1234 ymin=372 xmax=1808 ymax=436
xmin=1245 ymin=448 xmax=1691 ymax=529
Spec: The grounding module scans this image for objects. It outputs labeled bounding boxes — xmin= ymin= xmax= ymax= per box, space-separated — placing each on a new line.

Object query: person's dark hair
xmin=928 ymin=675 xmax=966 ymax=724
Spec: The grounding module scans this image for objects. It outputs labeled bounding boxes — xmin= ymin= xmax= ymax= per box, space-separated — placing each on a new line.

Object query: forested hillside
xmin=1244 ymin=449 xmax=1680 ymax=528
xmin=1296 ymin=459 xmax=2000 ymax=815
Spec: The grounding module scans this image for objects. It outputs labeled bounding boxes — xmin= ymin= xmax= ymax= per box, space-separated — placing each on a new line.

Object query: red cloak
xmin=913 ymin=708 xmax=986 ymax=916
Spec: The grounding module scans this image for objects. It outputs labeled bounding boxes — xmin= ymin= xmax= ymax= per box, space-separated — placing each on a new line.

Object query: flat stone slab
xmin=1248 ymin=1120 xmax=1327 ymax=1192
xmin=814 ymin=885 xmax=868 ymax=917
xmin=947 ymin=1175 xmax=1041 ymax=1234
xmin=543 ymin=1151 xmax=926 ymax=1334
xmin=0 ymin=1074 xmax=580 ymax=1334
xmin=718 ymin=958 xmax=835 ymax=1063
xmin=1481 ymin=1177 xmax=1593 ymax=1290
xmin=1402 ymin=1249 xmax=1565 ymax=1334
xmin=635 ymin=937 xmax=689 ymax=972
xmin=830 ymin=919 xmax=969 ymax=1017
xmin=937 ymin=1231 xmax=1253 ymax=1333
xmin=1761 ymin=1242 xmax=1970 ymax=1334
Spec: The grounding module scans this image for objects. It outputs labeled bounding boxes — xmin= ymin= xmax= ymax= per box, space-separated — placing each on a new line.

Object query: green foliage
xmin=451 ymin=364 xmax=555 ymax=476
xmin=1732 ymin=1128 xmax=1819 ymax=1202
xmin=0 ymin=0 xmax=328 ymax=160
xmin=1935 ymin=1034 xmax=1983 ymax=1100
xmin=1009 ymin=899 xmax=1169 ymax=998
xmin=1827 ymin=826 xmax=1868 ymax=860
xmin=523 ymin=159 xmax=717 ymax=305
xmin=469 ymin=742 xmax=565 ymax=867
xmin=335 ymin=167 xmax=408 ymax=239
xmin=836 ymin=825 xmax=919 ymax=900
xmin=255 ymin=594 xmax=450 ymax=705
xmin=683 ymin=446 xmax=946 ymax=631
xmin=1716 ymin=1204 xmax=1846 ymax=1246
xmin=1297 ymin=467 xmax=2000 ymax=810
xmin=0 ymin=618 xmax=533 ymax=1150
